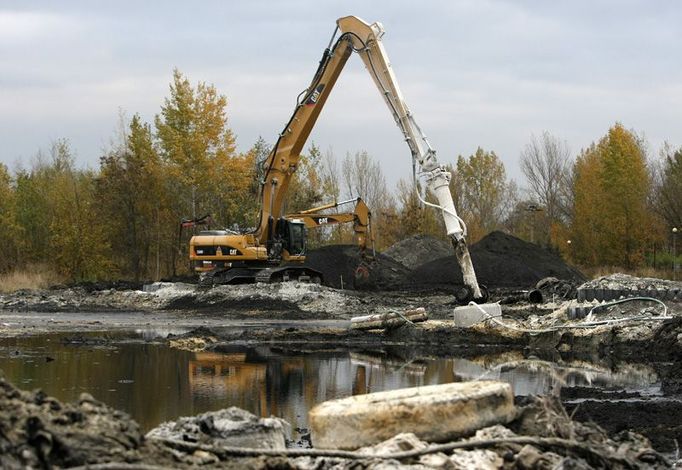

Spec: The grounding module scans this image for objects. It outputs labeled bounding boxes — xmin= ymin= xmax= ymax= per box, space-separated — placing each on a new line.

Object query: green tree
xmin=97 ymin=115 xmax=168 ymax=281
xmin=571 ymin=123 xmax=653 ymax=267
xmin=0 ymin=164 xmax=21 ymax=273
xmin=46 ymin=141 xmax=111 ymax=280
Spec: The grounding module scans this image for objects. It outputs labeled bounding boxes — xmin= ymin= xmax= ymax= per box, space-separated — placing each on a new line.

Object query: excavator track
xmin=198 ymin=266 xmax=324 ymax=287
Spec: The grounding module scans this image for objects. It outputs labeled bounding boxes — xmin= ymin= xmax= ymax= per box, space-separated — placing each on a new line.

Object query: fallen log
xmin=350 ymin=307 xmax=427 ymax=331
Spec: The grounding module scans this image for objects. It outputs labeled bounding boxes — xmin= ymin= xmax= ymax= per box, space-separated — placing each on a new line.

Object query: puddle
xmin=0 ymin=332 xmax=661 ymax=435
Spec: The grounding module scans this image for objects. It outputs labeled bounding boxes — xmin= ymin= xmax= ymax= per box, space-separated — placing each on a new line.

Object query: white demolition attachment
xmin=338 ymin=17 xmax=482 ymax=299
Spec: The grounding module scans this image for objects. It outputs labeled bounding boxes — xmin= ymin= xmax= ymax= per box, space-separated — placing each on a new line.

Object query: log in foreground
xmin=350 ymin=307 xmax=427 ymax=331
xmin=309 ymin=381 xmax=515 ymax=450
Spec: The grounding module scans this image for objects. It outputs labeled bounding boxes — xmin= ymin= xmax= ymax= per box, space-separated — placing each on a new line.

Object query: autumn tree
xmin=451 ymin=148 xmax=515 ymax=242
xmin=393 ymin=178 xmax=444 ymax=241
xmin=97 ymin=114 xmax=169 ymax=281
xmin=0 ymin=164 xmax=21 ymax=272
xmin=520 ymin=132 xmax=573 ymax=246
xmin=155 ymin=69 xmax=253 ymax=273
xmin=570 ymin=123 xmax=652 ymax=267
xmin=155 ymin=69 xmax=252 ymax=230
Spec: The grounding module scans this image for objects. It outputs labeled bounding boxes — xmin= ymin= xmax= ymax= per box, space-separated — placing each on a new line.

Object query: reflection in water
xmin=0 ymin=334 xmax=660 ymax=434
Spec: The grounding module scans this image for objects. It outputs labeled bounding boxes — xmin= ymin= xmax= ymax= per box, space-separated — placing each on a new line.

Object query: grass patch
xmin=0 ymin=266 xmax=62 ymax=293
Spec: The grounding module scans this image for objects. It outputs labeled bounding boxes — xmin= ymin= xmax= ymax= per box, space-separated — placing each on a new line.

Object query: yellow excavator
xmin=189 ymin=15 xmax=484 ymax=301
xmin=191 ymin=196 xmax=374 ymax=285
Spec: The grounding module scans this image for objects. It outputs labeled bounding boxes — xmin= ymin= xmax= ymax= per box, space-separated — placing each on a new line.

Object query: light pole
xmin=674 ymin=227 xmax=678 ymax=281
xmin=526 ymin=203 xmax=543 ymax=244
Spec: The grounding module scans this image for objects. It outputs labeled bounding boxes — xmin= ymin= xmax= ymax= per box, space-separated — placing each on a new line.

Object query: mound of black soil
xmin=408 ymin=231 xmax=585 ymax=289
xmin=305 ymin=231 xmax=583 ymax=291
xmin=303 ymin=245 xmax=409 ymax=290
xmin=382 ymin=234 xmax=452 ymax=268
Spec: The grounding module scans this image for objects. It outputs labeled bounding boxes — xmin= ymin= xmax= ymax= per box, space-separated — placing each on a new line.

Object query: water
xmin=0 ymin=331 xmax=660 ymax=435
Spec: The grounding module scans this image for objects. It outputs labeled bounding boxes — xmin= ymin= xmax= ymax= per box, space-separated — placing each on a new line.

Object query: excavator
xmin=189 ymin=15 xmax=486 ymax=302
xmin=191 ymin=196 xmax=374 ymax=285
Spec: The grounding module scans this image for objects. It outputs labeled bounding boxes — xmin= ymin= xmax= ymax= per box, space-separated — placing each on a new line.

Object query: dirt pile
xmin=0 ymin=375 xmax=148 ymax=469
xmin=306 ymin=231 xmax=583 ymax=291
xmin=382 ymin=234 xmax=453 ymax=268
xmin=303 ymin=245 xmax=409 ymax=290
xmin=408 ymin=231 xmax=585 ymax=289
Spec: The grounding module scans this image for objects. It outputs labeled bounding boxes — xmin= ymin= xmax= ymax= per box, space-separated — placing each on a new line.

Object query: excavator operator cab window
xmin=287 ymin=221 xmax=306 ymax=255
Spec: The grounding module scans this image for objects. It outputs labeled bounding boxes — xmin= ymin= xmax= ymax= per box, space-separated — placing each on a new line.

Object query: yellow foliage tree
xmin=571 ymin=123 xmax=653 ymax=268
xmin=451 ymin=148 xmax=514 ymax=243
xmin=155 ymin=69 xmax=252 ymax=229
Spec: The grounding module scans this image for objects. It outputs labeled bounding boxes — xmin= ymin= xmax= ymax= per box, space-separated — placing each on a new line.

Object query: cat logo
xmin=229 ymin=249 xmax=238 ymax=256
xmin=317 ymin=217 xmax=328 ymax=225
xmin=305 ymin=84 xmax=325 ymax=106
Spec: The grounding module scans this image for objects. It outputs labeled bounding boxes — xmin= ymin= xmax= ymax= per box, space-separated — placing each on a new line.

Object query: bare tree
xmin=653 ymin=142 xmax=682 ymax=229
xmin=520 ymin=131 xmax=573 ymax=228
xmin=341 ymin=150 xmax=389 ymax=213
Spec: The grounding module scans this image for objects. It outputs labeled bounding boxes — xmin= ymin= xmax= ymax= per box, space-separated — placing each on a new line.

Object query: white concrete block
xmin=453 ymin=303 xmax=501 ymax=327
xmin=309 ymin=381 xmax=515 ymax=449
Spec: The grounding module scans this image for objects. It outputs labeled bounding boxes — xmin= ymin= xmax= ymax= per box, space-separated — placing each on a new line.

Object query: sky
xmin=2 ymin=0 xmax=682 ymax=189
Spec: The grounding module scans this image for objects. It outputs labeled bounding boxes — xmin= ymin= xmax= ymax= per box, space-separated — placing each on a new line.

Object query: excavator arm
xmin=285 ymin=197 xmax=375 ymax=255
xmin=255 ymin=32 xmax=354 ymax=247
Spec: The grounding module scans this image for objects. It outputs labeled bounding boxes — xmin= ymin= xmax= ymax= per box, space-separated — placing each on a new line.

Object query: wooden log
xmin=350 ymin=307 xmax=427 ymax=331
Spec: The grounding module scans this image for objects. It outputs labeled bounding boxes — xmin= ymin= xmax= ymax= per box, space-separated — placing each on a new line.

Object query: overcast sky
xmin=2 ymin=1 xmax=681 ymax=188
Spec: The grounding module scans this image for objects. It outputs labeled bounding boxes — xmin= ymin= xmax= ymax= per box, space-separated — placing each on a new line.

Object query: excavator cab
xmin=272 ymin=218 xmax=306 ymax=260
xmin=283 ymin=219 xmax=306 ymax=257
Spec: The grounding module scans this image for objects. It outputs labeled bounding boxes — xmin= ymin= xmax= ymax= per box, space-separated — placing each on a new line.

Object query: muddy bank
xmin=563 ymin=387 xmax=682 ymax=454
xmin=0 ymin=373 xmax=671 ymax=469
xmin=1 ymin=281 xmax=680 ymax=359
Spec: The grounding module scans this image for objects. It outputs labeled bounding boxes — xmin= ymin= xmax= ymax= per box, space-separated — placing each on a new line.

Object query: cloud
xmin=0 ymin=10 xmax=78 ymax=43
xmin=1 ymin=1 xmax=682 ymax=188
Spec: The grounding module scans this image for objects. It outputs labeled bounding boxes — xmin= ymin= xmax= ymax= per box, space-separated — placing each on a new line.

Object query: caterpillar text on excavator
xmin=189 ymin=15 xmax=487 ymax=302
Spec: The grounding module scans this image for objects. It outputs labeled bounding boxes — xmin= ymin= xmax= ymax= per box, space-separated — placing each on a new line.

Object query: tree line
xmin=0 ymin=70 xmax=680 ymax=283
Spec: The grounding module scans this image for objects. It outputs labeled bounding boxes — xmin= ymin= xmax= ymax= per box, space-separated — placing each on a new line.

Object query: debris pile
xmin=0 ymin=375 xmax=149 ymax=469
xmin=147 ymin=407 xmax=291 ymax=450
xmin=577 ymin=273 xmax=682 ymax=301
